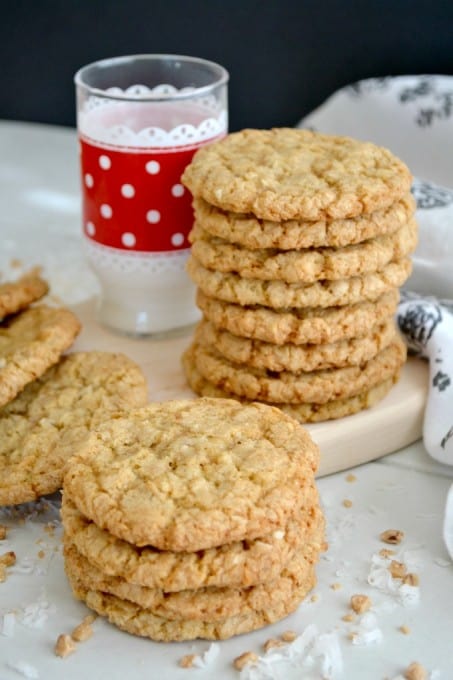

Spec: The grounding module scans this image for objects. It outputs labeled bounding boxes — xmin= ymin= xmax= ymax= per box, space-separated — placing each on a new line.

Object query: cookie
xmin=182 ymin=345 xmax=399 ymax=423
xmin=0 ymin=270 xmax=49 ymax=320
xmin=0 ymin=352 xmax=148 ymax=506
xmin=63 ymin=398 xmax=319 ymax=551
xmin=188 ymin=256 xmax=412 ymax=308
xmin=61 ymin=496 xmax=322 ymax=591
xmin=194 ymin=317 xmax=397 ymax=372
xmin=181 ymin=128 xmax=412 ymax=221
xmin=0 ymin=305 xmax=81 ymax=408
xmin=190 ymin=218 xmax=418 ymax=283
xmin=192 ymin=193 xmax=416 ymax=250
xmin=188 ymin=337 xmax=406 ymax=404
xmin=67 ymin=565 xmax=316 ymax=641
xmin=64 ymin=539 xmax=322 ymax=622
xmin=196 ymin=288 xmax=400 ymax=345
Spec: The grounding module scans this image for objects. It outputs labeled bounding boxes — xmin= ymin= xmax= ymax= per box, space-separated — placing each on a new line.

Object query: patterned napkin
xmin=298 ymin=75 xmax=453 ymax=557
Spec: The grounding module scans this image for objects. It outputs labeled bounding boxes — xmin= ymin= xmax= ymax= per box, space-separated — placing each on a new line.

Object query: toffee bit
xmin=346 ymin=473 xmax=357 ymax=482
xmin=263 ymin=638 xmax=285 ymax=652
xmin=280 ymin=630 xmax=297 ymax=642
xmin=350 ymin=594 xmax=372 ymax=614
xmin=399 ymin=624 xmax=411 ymax=635
xmin=379 ymin=547 xmax=396 ymax=558
xmin=403 ymin=573 xmax=420 ymax=586
xmin=389 ymin=560 xmax=407 ymax=578
xmin=342 ymin=499 xmax=353 ymax=508
xmin=404 ymin=661 xmax=427 ymax=680
xmin=342 ymin=613 xmax=356 ymax=622
xmin=330 ymin=582 xmax=342 ymax=591
xmin=71 ymin=618 xmax=94 ymax=642
xmin=0 ymin=551 xmax=16 ymax=567
xmin=54 ymin=633 xmax=76 ymax=658
xmin=37 ymin=550 xmax=46 ymax=560
xmin=0 ymin=524 xmax=7 ymax=540
xmin=179 ymin=654 xmax=197 ymax=669
xmin=380 ymin=529 xmax=404 ymax=545
xmin=233 ymin=651 xmax=258 ymax=671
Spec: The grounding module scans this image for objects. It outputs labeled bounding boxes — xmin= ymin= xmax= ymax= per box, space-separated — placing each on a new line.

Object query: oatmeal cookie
xmin=192 ymin=193 xmax=416 ymax=250
xmin=188 ymin=256 xmax=412 ymax=308
xmin=182 ymin=128 xmax=412 ymax=221
xmin=194 ymin=317 xmax=397 ymax=372
xmin=182 ymin=345 xmax=399 ymax=423
xmin=0 ymin=351 xmax=148 ymax=506
xmin=61 ymin=496 xmax=322 ymax=591
xmin=196 ymin=288 xmax=400 ymax=345
xmin=63 ymin=398 xmax=319 ymax=551
xmin=0 ymin=270 xmax=49 ymax=320
xmin=190 ymin=218 xmax=417 ymax=283
xmin=0 ymin=305 xmax=81 ymax=408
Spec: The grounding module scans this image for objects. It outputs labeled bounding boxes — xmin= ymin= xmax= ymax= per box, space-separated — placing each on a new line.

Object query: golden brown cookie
xmin=190 ymin=218 xmax=418 ymax=283
xmin=0 ymin=352 xmax=148 ymax=506
xmin=182 ymin=344 xmax=399 ymax=424
xmin=63 ymin=398 xmax=319 ymax=551
xmin=64 ymin=538 xmax=322 ymax=622
xmin=188 ymin=256 xmax=412 ymax=308
xmin=188 ymin=337 xmax=406 ymax=404
xmin=61 ymin=495 xmax=322 ymax=591
xmin=182 ymin=128 xmax=412 ymax=221
xmin=0 ymin=305 xmax=81 ymax=408
xmin=67 ymin=565 xmax=317 ymax=641
xmin=0 ymin=270 xmax=49 ymax=320
xmin=194 ymin=317 xmax=397 ymax=372
xmin=192 ymin=193 xmax=416 ymax=250
xmin=196 ymin=288 xmax=400 ymax=345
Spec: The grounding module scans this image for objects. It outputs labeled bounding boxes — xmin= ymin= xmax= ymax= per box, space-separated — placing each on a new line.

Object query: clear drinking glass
xmin=74 ymin=54 xmax=228 ymax=336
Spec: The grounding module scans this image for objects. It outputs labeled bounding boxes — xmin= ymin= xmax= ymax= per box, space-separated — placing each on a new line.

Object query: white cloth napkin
xmin=298 ymin=75 xmax=453 ymax=558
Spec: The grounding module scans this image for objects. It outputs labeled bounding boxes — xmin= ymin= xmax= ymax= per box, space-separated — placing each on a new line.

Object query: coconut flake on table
xmin=6 ymin=660 xmax=40 ymax=679
xmin=239 ymin=625 xmax=343 ymax=680
xmin=1 ymin=611 xmax=16 ymax=638
xmin=191 ymin=643 xmax=220 ymax=669
xmin=17 ymin=590 xmax=56 ymax=629
xmin=350 ymin=612 xmax=383 ymax=646
xmin=367 ymin=552 xmax=421 ymax=606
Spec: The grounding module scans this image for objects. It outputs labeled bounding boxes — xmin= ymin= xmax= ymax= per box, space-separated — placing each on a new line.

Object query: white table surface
xmin=0 ymin=120 xmax=452 ymax=680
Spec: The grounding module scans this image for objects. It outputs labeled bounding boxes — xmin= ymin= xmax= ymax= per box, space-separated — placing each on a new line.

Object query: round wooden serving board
xmin=71 ymin=299 xmax=429 ymax=478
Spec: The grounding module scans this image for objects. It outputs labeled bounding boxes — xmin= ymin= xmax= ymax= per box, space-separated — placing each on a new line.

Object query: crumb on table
xmin=380 ymin=529 xmax=404 ymax=544
xmin=233 ymin=651 xmax=258 ymax=671
xmin=404 ymin=661 xmax=427 ymax=680
xmin=54 ymin=633 xmax=76 ymax=658
xmin=350 ymin=594 xmax=372 ymax=614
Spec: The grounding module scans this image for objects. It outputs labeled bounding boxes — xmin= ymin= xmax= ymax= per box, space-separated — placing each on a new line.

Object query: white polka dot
xmin=100 ymin=204 xmax=113 ymax=219
xmin=86 ymin=221 xmax=96 ymax=236
xmin=99 ymin=155 xmax=111 ymax=170
xmin=171 ymin=232 xmax=184 ymax=247
xmin=145 ymin=160 xmax=160 ymax=175
xmin=171 ymin=183 xmax=185 ymax=197
xmin=84 ymin=173 xmax=94 ymax=188
xmin=121 ymin=183 xmax=135 ymax=198
xmin=146 ymin=209 xmax=161 ymax=224
xmin=122 ymin=232 xmax=136 ymax=248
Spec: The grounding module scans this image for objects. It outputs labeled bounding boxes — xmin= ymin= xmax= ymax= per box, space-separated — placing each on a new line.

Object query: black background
xmin=2 ymin=0 xmax=453 ymax=131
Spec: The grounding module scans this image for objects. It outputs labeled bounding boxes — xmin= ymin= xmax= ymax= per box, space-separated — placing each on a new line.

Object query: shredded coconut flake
xmin=18 ymin=591 xmax=56 ymax=629
xmin=1 ymin=611 xmax=16 ymax=637
xmin=191 ymin=643 xmax=220 ymax=669
xmin=6 ymin=660 xmax=40 ymax=679
xmin=350 ymin=612 xmax=382 ymax=646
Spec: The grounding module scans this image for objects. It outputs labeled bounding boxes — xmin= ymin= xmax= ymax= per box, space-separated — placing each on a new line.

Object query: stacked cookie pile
xmin=62 ymin=398 xmax=325 ymax=641
xmin=181 ymin=128 xmax=417 ymax=422
xmin=0 ymin=270 xmax=148 ymax=507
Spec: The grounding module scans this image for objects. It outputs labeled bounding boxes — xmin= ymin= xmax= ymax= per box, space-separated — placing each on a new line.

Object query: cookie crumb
xmin=380 ymin=529 xmax=404 ymax=544
xmin=233 ymin=651 xmax=258 ymax=671
xmin=179 ymin=654 xmax=197 ymax=669
xmin=10 ymin=258 xmax=23 ymax=268
xmin=330 ymin=582 xmax=342 ymax=591
xmin=404 ymin=661 xmax=427 ymax=680
xmin=342 ymin=613 xmax=356 ymax=622
xmin=346 ymin=473 xmax=357 ymax=482
xmin=71 ymin=616 xmax=94 ymax=642
xmin=263 ymin=638 xmax=286 ymax=652
xmin=350 ymin=594 xmax=372 ymax=614
xmin=310 ymin=593 xmax=319 ymax=602
xmin=0 ymin=525 xmax=7 ymax=540
xmin=280 ymin=630 xmax=297 ymax=642
xmin=379 ymin=547 xmax=396 ymax=558
xmin=399 ymin=624 xmax=411 ymax=635
xmin=343 ymin=499 xmax=353 ymax=508
xmin=0 ymin=564 xmax=6 ymax=583
xmin=0 ymin=551 xmax=16 ymax=567
xmin=403 ymin=573 xmax=420 ymax=586
xmin=389 ymin=560 xmax=407 ymax=578
xmin=54 ymin=633 xmax=76 ymax=658
xmin=37 ymin=550 xmax=46 ymax=559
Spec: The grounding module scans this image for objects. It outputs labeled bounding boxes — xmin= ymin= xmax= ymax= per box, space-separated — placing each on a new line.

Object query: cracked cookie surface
xmin=63 ymin=398 xmax=319 ymax=551
xmin=182 ymin=128 xmax=412 ymax=221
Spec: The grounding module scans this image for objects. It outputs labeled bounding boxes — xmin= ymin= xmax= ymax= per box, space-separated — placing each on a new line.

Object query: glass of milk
xmin=74 ymin=54 xmax=228 ymax=336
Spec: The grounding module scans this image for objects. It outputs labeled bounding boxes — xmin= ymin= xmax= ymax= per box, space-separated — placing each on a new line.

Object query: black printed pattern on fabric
xmin=398 ymin=76 xmax=453 ymax=127
xmin=442 ymin=426 xmax=453 ymax=450
xmin=397 ymin=303 xmax=443 ymax=355
xmin=411 ymin=179 xmax=453 ymax=209
xmin=346 ymin=77 xmax=391 ymax=98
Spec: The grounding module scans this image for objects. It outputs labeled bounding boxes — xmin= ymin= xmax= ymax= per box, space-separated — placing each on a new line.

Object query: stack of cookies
xmin=181 ymin=128 xmax=417 ymax=422
xmin=62 ymin=398 xmax=325 ymax=641
xmin=0 ymin=270 xmax=148 ymax=506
